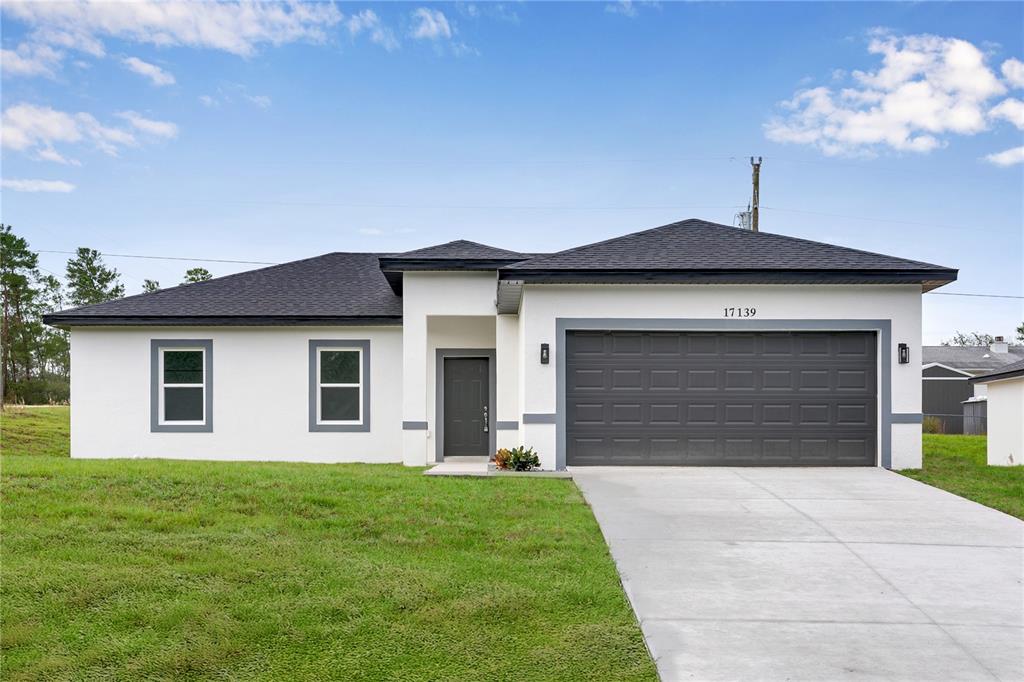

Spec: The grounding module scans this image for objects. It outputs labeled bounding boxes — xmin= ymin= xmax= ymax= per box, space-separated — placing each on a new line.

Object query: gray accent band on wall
xmin=402 ymin=421 xmax=428 ymax=430
xmin=522 ymin=413 xmax=557 ymax=424
xmin=309 ymin=340 xmax=371 ymax=432
xmin=496 ymin=421 xmax=519 ymax=430
xmin=891 ymin=413 xmax=923 ymax=424
xmin=554 ymin=318 xmax=894 ymax=471
xmin=435 ymin=348 xmax=497 ymax=462
xmin=150 ymin=339 xmax=213 ymax=433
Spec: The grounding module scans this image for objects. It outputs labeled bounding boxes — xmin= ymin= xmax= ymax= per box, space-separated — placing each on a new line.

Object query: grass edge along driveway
xmin=1 ymin=407 xmax=655 ymax=681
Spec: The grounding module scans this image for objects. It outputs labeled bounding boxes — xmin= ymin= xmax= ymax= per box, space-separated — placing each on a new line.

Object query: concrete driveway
xmin=572 ymin=467 xmax=1024 ymax=681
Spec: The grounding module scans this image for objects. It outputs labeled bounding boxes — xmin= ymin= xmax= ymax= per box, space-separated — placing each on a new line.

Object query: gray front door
xmin=566 ymin=331 xmax=877 ymax=466
xmin=443 ymin=357 xmax=489 ymax=457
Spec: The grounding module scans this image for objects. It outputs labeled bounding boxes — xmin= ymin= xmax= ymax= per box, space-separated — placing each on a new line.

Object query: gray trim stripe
xmin=891 ymin=413 xmax=924 ymax=424
xmin=151 ymin=339 xmax=213 ymax=433
xmin=309 ymin=340 xmax=371 ymax=432
xmin=523 ymin=413 xmax=557 ymax=424
xmin=403 ymin=421 xmax=428 ymax=430
xmin=496 ymin=421 xmax=519 ymax=430
xmin=435 ymin=349 xmax=497 ymax=462
xmin=555 ymin=318 xmax=895 ymax=471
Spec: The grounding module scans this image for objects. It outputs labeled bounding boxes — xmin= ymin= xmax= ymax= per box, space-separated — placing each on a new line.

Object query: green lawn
xmin=0 ymin=406 xmax=655 ymax=681
xmin=902 ymin=434 xmax=1024 ymax=520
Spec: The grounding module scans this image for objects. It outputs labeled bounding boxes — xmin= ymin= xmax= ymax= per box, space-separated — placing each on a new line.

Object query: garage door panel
xmin=566 ymin=331 xmax=877 ymax=466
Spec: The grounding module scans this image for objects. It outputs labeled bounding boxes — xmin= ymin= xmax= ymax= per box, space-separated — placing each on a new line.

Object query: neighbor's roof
xmin=502 ymin=219 xmax=957 ymax=289
xmin=43 ymin=253 xmax=402 ymax=327
xmin=922 ymin=345 xmax=1024 ymax=372
xmin=969 ymin=357 xmax=1024 ymax=383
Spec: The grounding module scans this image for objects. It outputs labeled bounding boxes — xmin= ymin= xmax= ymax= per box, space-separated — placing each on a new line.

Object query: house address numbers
xmin=723 ymin=307 xmax=757 ymax=318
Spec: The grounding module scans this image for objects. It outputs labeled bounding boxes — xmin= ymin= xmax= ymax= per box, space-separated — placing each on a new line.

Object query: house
xmin=922 ymin=339 xmax=1024 ymax=433
xmin=44 ymin=218 xmax=957 ymax=470
xmin=969 ymin=359 xmax=1024 ymax=466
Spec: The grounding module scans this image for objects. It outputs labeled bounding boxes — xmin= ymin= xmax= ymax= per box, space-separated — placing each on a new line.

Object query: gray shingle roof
xmin=923 ymin=346 xmax=1024 ymax=372
xmin=392 ymin=240 xmax=527 ymax=260
xmin=44 ymin=253 xmax=402 ymax=326
xmin=969 ymin=357 xmax=1024 ymax=382
xmin=506 ymin=219 xmax=954 ymax=272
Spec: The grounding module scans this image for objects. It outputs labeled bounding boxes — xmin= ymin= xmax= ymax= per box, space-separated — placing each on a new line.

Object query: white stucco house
xmin=45 ymin=219 xmax=958 ymax=470
xmin=969 ymin=360 xmax=1024 ymax=466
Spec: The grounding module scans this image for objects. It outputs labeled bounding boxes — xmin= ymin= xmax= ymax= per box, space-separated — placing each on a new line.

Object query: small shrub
xmin=922 ymin=416 xmax=944 ymax=434
xmin=495 ymin=446 xmax=541 ymax=471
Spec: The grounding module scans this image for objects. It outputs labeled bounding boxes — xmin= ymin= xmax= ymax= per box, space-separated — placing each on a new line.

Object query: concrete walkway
xmin=572 ymin=467 xmax=1024 ymax=681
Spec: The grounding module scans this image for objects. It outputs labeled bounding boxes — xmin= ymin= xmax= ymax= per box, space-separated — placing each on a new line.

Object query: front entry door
xmin=443 ymin=357 xmax=489 ymax=457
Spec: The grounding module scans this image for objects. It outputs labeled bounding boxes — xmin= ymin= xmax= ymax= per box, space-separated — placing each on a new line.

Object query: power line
xmin=37 ymin=250 xmax=278 ymax=266
xmin=758 ymin=206 xmax=985 ymax=233
xmin=925 ymin=292 xmax=1024 ymax=300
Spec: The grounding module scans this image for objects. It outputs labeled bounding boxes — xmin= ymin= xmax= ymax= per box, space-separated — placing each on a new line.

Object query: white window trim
xmin=316 ymin=347 xmax=364 ymax=426
xmin=158 ymin=347 xmax=207 ymax=426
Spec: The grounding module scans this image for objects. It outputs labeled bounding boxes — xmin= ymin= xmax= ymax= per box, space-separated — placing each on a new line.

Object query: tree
xmin=0 ymin=224 xmax=41 ymax=395
xmin=1017 ymin=322 xmax=1023 ymax=344
xmin=36 ymin=274 xmax=70 ymax=378
xmin=66 ymin=248 xmax=124 ymax=306
xmin=183 ymin=267 xmax=213 ymax=283
xmin=941 ymin=331 xmax=995 ymax=347
xmin=142 ymin=279 xmax=161 ymax=293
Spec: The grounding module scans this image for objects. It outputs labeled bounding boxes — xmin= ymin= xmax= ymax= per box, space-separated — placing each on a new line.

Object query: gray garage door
xmin=566 ymin=331 xmax=877 ymax=466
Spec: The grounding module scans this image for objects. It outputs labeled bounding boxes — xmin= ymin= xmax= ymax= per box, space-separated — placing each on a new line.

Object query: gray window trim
xmin=435 ymin=348 xmax=497 ymax=462
xmin=151 ymin=339 xmax=213 ymax=433
xmin=309 ymin=340 xmax=371 ymax=432
xmin=554 ymin=319 xmax=895 ymax=470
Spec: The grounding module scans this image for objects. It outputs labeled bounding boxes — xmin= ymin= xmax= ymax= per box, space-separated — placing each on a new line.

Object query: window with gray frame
xmin=151 ymin=339 xmax=213 ymax=432
xmin=309 ymin=340 xmax=371 ymax=432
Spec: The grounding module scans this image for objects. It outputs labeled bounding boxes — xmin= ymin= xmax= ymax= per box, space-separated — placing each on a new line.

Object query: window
xmin=151 ymin=340 xmax=212 ymax=432
xmin=309 ymin=340 xmax=370 ymax=432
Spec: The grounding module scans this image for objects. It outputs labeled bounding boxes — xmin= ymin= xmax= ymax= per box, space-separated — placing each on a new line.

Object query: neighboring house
xmin=44 ymin=218 xmax=957 ymax=470
xmin=969 ymin=359 xmax=1024 ymax=466
xmin=922 ymin=340 xmax=1024 ymax=433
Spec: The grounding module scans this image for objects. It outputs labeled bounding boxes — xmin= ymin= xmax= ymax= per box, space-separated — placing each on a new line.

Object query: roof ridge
xmin=513 ymin=218 xmax=693 ymax=267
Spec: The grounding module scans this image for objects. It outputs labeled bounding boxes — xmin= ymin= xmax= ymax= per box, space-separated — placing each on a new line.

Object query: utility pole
xmin=750 ymin=156 xmax=762 ymax=232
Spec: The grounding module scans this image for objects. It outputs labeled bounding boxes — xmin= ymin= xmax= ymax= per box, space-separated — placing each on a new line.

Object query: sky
xmin=1 ymin=0 xmax=1022 ymax=344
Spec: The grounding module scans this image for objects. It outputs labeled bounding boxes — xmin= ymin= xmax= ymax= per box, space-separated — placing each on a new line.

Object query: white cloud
xmin=35 ymin=147 xmax=81 ymax=166
xmin=1 ymin=42 xmax=63 ymax=77
xmin=116 ymin=111 xmax=178 ymax=139
xmin=243 ymin=94 xmax=272 ymax=108
xmin=765 ymin=32 xmax=1018 ymax=157
xmin=1002 ymin=58 xmax=1024 ymax=88
xmin=990 ymin=97 xmax=1024 ymax=129
xmin=0 ymin=102 xmax=159 ymax=158
xmin=984 ymin=145 xmax=1024 ymax=166
xmin=1 ymin=178 xmax=76 ymax=193
xmin=347 ymin=9 xmax=399 ymax=51
xmin=411 ymin=8 xmax=452 ymax=40
xmin=2 ymin=0 xmax=343 ymax=58
xmin=605 ymin=1 xmax=637 ymax=17
xmin=121 ymin=56 xmax=175 ymax=86
xmin=199 ymin=94 xmax=218 ymax=108
xmin=359 ymin=227 xmax=384 ymax=235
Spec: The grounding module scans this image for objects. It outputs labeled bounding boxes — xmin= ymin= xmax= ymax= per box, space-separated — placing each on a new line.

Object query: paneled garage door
xmin=565 ymin=331 xmax=877 ymax=466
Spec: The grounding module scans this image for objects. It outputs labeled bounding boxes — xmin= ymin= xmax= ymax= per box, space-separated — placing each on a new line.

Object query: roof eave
xmin=43 ymin=314 xmax=404 ymax=329
xmin=497 ymin=268 xmax=958 ymax=287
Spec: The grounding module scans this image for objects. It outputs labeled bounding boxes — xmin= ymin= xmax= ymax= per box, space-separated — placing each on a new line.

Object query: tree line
xmin=0 ymin=224 xmax=213 ymax=405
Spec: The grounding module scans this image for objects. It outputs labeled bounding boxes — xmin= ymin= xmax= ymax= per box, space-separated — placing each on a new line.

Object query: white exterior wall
xmin=516 ymin=284 xmax=924 ymax=470
xmin=400 ymin=272 xmax=497 ymax=465
xmin=70 ymin=326 xmax=402 ymax=462
xmin=495 ymin=315 xmax=520 ymax=450
xmin=985 ymin=378 xmax=1024 ymax=466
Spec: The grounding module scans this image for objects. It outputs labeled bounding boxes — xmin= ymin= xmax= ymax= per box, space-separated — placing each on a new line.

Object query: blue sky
xmin=2 ymin=1 xmax=1022 ymax=343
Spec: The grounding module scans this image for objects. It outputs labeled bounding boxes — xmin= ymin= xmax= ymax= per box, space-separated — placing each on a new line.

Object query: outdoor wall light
xmin=898 ymin=343 xmax=910 ymax=364
xmin=540 ymin=343 xmax=550 ymax=364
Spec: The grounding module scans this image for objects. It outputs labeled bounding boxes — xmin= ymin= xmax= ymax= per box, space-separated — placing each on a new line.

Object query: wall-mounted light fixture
xmin=540 ymin=343 xmax=550 ymax=364
xmin=898 ymin=343 xmax=910 ymax=364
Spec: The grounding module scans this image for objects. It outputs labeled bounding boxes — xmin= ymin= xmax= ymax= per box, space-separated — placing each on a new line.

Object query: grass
xmin=901 ymin=434 xmax=1024 ymax=520
xmin=0 ymin=406 xmax=655 ymax=681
